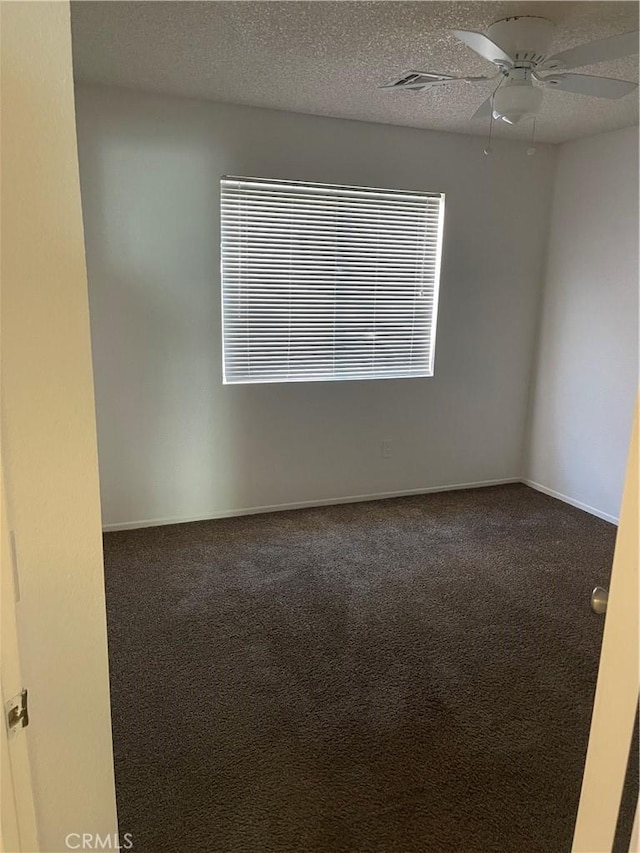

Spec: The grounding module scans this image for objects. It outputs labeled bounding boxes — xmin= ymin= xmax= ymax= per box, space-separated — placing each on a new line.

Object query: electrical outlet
xmin=381 ymin=439 xmax=392 ymax=459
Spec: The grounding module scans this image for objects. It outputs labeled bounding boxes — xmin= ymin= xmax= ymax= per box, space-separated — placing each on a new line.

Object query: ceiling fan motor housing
xmin=487 ymin=16 xmax=555 ymax=67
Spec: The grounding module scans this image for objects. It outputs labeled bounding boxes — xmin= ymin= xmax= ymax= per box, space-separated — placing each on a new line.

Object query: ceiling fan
xmin=382 ymin=17 xmax=639 ymax=126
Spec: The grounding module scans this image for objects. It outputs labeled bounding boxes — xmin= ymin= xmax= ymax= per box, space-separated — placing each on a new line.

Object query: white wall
xmin=526 ymin=126 xmax=639 ymax=524
xmin=1 ymin=6 xmax=117 ymax=850
xmin=75 ymin=84 xmax=556 ymax=529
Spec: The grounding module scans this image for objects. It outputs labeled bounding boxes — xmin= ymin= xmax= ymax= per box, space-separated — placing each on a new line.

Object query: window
xmin=221 ymin=177 xmax=445 ymax=384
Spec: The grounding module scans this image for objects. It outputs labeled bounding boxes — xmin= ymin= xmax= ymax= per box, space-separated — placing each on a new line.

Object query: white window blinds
xmin=221 ymin=177 xmax=445 ymax=384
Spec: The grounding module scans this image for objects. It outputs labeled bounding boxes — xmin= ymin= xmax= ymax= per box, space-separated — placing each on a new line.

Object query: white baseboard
xmin=522 ymin=479 xmax=618 ymax=525
xmin=102 ymin=477 xmax=520 ymax=532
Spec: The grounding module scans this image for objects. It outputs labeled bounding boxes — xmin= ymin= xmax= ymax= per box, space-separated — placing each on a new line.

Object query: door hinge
xmin=5 ymin=689 xmax=29 ymax=738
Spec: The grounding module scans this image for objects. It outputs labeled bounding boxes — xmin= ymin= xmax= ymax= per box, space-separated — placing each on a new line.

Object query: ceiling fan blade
xmin=463 ymin=74 xmax=502 ymax=83
xmin=546 ymin=30 xmax=639 ymax=70
xmin=541 ymin=73 xmax=637 ymax=99
xmin=380 ymin=70 xmax=497 ymax=92
xmin=471 ymin=96 xmax=493 ymax=120
xmin=453 ymin=30 xmax=513 ymax=67
xmin=380 ymin=70 xmax=460 ymax=91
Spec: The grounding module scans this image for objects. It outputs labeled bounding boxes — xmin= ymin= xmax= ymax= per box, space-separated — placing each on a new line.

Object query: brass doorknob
xmin=591 ymin=586 xmax=608 ymax=615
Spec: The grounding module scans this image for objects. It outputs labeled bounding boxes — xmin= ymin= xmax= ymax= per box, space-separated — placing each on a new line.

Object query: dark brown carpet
xmin=103 ymin=484 xmax=638 ymax=852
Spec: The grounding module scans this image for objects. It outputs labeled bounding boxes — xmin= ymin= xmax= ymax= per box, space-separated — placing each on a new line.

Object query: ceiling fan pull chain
xmin=483 ymin=109 xmax=494 ymax=156
xmin=483 ymin=77 xmax=504 ymax=156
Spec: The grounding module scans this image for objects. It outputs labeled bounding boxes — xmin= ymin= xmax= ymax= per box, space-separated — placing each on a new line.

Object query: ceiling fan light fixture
xmin=492 ymin=78 xmax=543 ymax=124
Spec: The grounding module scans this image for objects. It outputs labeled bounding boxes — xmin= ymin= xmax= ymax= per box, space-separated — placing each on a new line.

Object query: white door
xmin=1 ymin=474 xmax=39 ymax=853
xmin=1 ymin=1 xmax=118 ymax=850
xmin=572 ymin=401 xmax=639 ymax=852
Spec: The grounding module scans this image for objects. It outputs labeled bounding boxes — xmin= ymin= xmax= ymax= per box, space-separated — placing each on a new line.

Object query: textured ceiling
xmin=71 ymin=1 xmax=639 ymax=144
